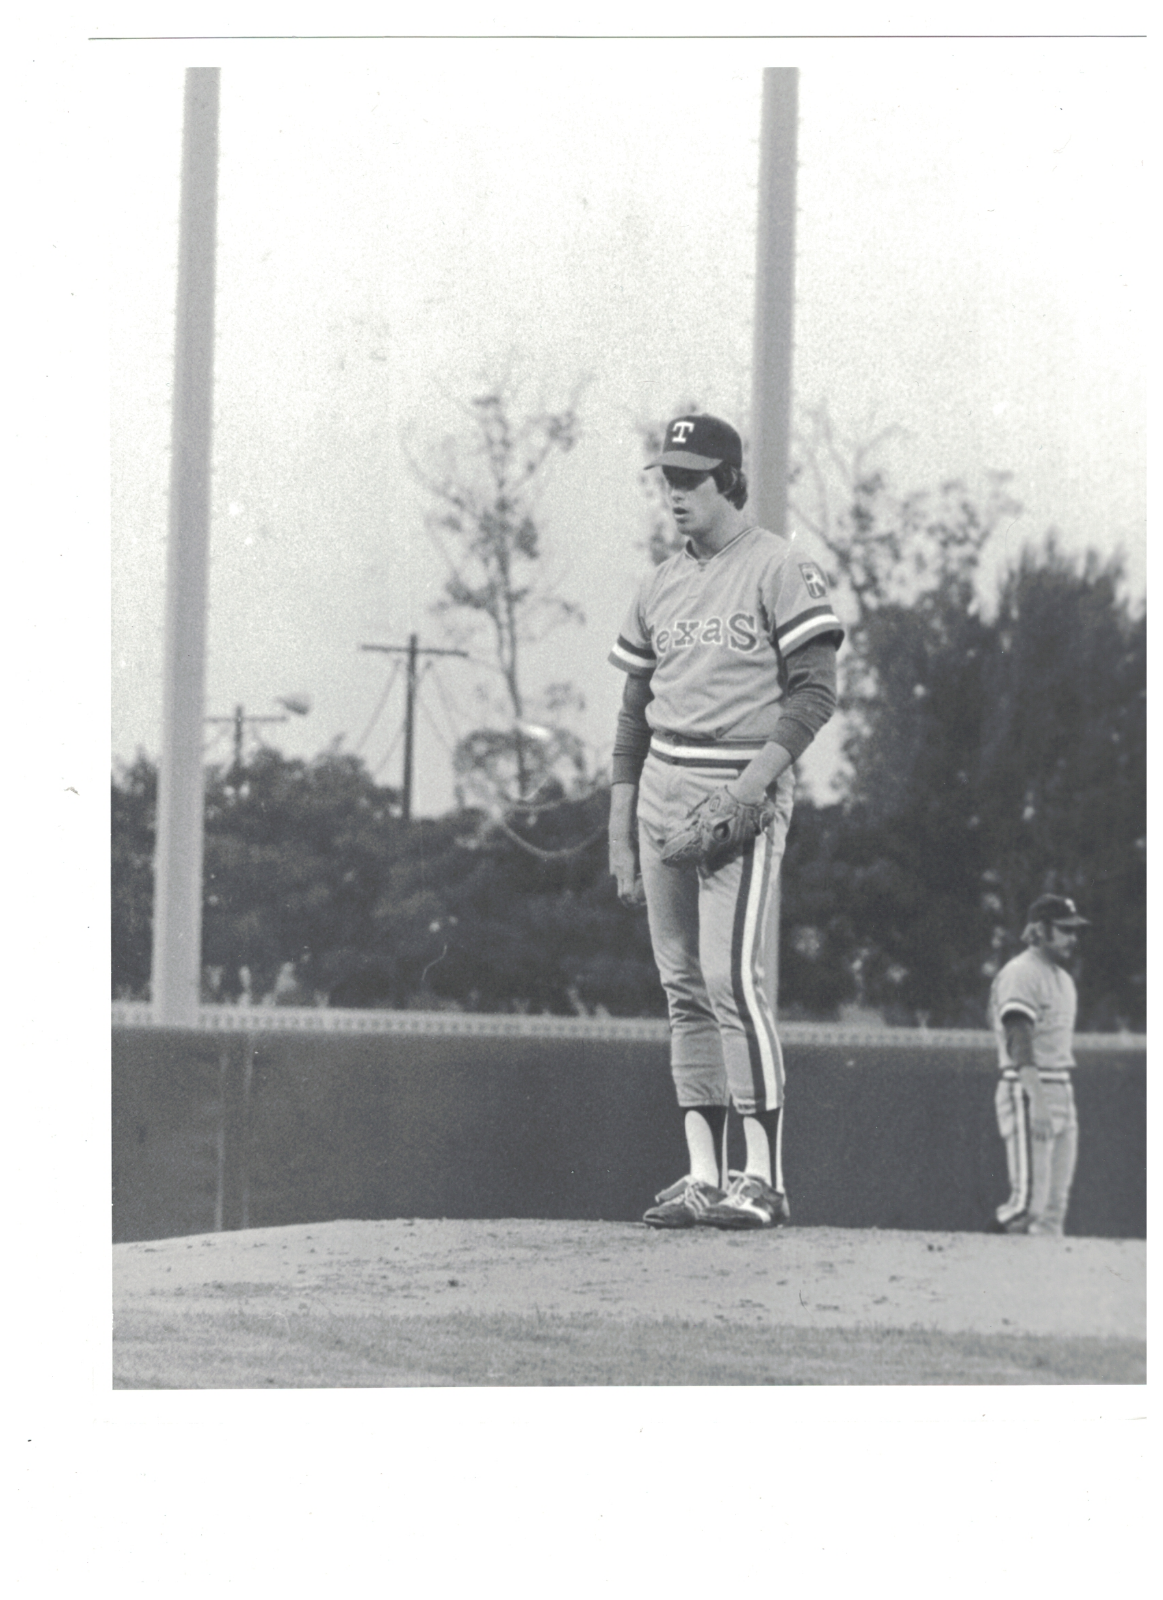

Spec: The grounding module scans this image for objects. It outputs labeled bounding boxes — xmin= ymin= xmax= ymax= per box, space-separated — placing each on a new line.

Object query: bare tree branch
xmin=409 ymin=371 xmax=593 ymax=807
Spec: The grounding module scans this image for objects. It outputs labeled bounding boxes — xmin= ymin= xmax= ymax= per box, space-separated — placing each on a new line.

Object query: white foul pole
xmin=750 ymin=68 xmax=799 ymax=1010
xmin=150 ymin=68 xmax=220 ymax=1025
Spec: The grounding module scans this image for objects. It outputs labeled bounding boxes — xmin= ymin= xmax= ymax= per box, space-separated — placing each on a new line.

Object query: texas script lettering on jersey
xmin=654 ymin=612 xmax=760 ymax=656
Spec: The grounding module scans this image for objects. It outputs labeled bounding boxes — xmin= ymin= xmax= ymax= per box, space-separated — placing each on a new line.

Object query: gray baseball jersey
xmin=608 ymin=524 xmax=844 ymax=740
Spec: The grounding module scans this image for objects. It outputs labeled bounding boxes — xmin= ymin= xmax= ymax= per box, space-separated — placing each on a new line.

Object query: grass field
xmin=112 ymin=1217 xmax=1145 ymax=1388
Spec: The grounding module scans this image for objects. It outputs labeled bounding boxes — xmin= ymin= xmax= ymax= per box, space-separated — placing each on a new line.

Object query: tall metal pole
xmin=750 ymin=68 xmax=799 ymax=1009
xmin=402 ymin=633 xmax=418 ymax=823
xmin=751 ymin=68 xmax=798 ymax=537
xmin=150 ymin=68 xmax=220 ymax=1025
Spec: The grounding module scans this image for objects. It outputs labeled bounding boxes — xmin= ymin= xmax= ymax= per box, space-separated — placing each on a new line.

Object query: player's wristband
xmin=611 ymin=753 xmax=647 ymax=786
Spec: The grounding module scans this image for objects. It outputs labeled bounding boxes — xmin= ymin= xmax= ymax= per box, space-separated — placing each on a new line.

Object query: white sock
xmin=684 ymin=1110 xmax=723 ymax=1188
xmin=742 ymin=1116 xmax=773 ymax=1185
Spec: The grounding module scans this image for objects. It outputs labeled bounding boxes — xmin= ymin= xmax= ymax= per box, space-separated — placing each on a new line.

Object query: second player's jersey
xmin=988 ymin=947 xmax=1079 ymax=1074
xmin=607 ymin=525 xmax=843 ymax=740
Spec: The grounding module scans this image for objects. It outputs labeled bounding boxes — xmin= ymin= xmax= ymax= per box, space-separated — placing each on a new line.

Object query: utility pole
xmin=751 ymin=67 xmax=799 ymax=1011
xmin=205 ymin=704 xmax=292 ymax=781
xmin=360 ymin=634 xmax=468 ymax=821
xmin=150 ymin=68 xmax=220 ymax=1026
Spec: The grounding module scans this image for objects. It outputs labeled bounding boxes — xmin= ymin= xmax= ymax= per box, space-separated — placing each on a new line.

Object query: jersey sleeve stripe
xmin=608 ymin=636 xmax=656 ymax=675
xmin=777 ymin=608 xmax=844 ymax=654
xmin=999 ymin=1000 xmax=1039 ymax=1024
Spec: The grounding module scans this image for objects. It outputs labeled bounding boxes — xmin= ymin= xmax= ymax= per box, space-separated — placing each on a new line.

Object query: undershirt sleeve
xmin=770 ymin=637 xmax=839 ymax=762
xmin=611 ymin=673 xmax=653 ymax=786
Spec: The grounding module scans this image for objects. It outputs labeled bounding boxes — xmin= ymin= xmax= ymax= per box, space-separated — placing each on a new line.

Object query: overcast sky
xmin=108 ymin=35 xmax=1146 ymax=814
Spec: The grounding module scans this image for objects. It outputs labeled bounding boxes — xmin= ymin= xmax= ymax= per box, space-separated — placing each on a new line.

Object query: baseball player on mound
xmin=988 ymin=893 xmax=1090 ymax=1237
xmin=608 ymin=414 xmax=843 ymax=1229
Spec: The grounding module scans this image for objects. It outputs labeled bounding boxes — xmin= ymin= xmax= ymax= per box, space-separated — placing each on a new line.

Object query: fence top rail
xmin=110 ymin=1001 xmax=1145 ymax=1052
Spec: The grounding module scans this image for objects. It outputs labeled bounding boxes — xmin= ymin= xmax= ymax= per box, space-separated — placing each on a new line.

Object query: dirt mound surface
xmin=115 ymin=1217 xmax=1145 ymax=1340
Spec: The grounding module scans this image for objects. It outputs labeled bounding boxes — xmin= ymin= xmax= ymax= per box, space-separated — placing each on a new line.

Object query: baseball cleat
xmin=642 ymin=1176 xmax=725 ymax=1228
xmin=1025 ymin=1220 xmax=1064 ymax=1237
xmin=700 ymin=1171 xmax=791 ymax=1230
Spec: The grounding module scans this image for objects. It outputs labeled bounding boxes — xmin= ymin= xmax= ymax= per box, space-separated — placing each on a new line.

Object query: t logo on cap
xmin=650 ymin=413 xmax=744 ymax=472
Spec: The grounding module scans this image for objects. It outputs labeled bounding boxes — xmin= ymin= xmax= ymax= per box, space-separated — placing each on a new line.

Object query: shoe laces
xmin=656 ymin=1176 xmax=708 ymax=1203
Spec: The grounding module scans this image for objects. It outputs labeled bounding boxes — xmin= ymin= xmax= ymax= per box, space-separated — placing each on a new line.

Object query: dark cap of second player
xmin=1027 ymin=893 xmax=1091 ymax=928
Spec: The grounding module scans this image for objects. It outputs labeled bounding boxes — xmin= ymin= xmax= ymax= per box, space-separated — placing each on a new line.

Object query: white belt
xmin=648 ymin=733 xmax=766 ymax=772
xmin=1001 ymin=1069 xmax=1072 ymax=1083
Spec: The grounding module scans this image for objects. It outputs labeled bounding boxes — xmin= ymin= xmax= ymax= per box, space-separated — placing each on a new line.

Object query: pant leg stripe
xmin=730 ymin=831 xmax=779 ymax=1108
xmin=747 ymin=829 xmax=783 ymax=1103
xmin=999 ymin=1082 xmax=1031 ymax=1224
xmin=729 ymin=839 xmax=764 ymax=1106
xmin=753 ymin=831 xmax=784 ymax=1105
xmin=996 ymin=1080 xmax=1034 ymax=1226
xmin=1019 ymin=1083 xmax=1033 ymax=1214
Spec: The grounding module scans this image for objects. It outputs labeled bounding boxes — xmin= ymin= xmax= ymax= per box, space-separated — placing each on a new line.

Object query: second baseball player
xmin=989 ymin=893 xmax=1091 ymax=1237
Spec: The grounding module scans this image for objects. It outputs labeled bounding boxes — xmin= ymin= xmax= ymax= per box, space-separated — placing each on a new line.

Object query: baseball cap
xmin=1027 ymin=894 xmax=1090 ymax=928
xmin=650 ymin=414 xmax=744 ymax=471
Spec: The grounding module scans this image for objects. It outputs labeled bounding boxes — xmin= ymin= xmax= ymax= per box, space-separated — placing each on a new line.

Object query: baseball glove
xmin=660 ymin=785 xmax=776 ymax=874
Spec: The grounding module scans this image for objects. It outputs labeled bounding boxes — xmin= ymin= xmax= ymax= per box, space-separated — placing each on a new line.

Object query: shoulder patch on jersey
xmin=799 ymin=561 xmax=828 ymax=600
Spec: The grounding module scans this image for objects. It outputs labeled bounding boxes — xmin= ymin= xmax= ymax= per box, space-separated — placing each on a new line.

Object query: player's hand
xmin=1018 ymin=1067 xmax=1053 ymax=1140
xmin=1029 ymin=1100 xmax=1054 ymax=1141
xmin=724 ymin=777 xmax=767 ymax=807
xmin=609 ymin=835 xmax=645 ymax=906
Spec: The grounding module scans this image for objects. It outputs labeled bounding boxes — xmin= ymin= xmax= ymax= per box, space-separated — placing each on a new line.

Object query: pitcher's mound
xmin=113 ymin=1218 xmax=1145 ymax=1387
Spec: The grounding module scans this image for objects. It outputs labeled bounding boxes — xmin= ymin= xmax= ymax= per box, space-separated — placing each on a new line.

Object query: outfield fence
xmin=110 ymin=1000 xmax=1143 ymax=1052
xmin=111 ymin=1005 xmax=1146 ymax=1244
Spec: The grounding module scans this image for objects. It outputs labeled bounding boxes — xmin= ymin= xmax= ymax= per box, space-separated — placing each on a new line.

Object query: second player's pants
xmin=994 ymin=1076 xmax=1078 ymax=1236
xmin=637 ymin=744 xmax=795 ymax=1119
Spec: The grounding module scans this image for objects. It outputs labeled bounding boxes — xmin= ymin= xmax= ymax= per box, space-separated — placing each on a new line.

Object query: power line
xmin=415 ymin=681 xmax=456 ymax=755
xmin=359 ymin=634 xmax=468 ymax=820
xmin=353 ymin=657 xmax=402 ymax=754
xmin=423 ymin=659 xmax=469 ymax=750
xmin=203 ymin=723 xmax=231 ymax=758
xmin=371 ymin=721 xmax=405 ymax=781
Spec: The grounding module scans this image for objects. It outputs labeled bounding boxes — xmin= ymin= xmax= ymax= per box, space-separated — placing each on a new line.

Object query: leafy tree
xmin=111 ymin=755 xmax=157 ymax=998
xmin=199 ymin=748 xmax=404 ymax=1004
xmin=820 ymin=538 xmax=1145 ymax=1029
xmin=111 ymin=748 xmax=660 ymax=1015
xmin=776 ymin=407 xmax=1014 ymax=1021
xmin=778 ymin=800 xmax=860 ymax=1019
xmin=780 ymin=408 xmax=1144 ymax=1028
xmin=374 ymin=790 xmax=660 ymax=1016
xmin=808 ymin=576 xmax=1000 ymax=1024
xmin=112 ymin=749 xmax=406 ymax=1005
xmin=976 ymin=539 xmax=1146 ymax=1029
